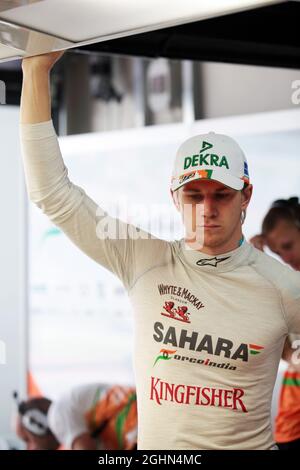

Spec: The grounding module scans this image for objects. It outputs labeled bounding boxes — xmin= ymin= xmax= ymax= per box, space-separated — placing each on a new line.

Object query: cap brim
xmin=171 ymin=167 xmax=245 ymax=191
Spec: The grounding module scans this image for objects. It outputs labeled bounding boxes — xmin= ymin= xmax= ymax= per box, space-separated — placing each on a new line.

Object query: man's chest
xmin=129 ymin=265 xmax=287 ymax=372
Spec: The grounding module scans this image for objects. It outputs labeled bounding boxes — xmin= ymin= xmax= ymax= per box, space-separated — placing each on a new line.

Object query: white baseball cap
xmin=171 ymin=131 xmax=250 ymax=191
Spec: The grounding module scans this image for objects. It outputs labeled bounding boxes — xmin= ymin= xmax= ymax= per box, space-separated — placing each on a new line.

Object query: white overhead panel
xmin=0 ymin=0 xmax=282 ymax=62
xmin=0 ymin=42 xmax=23 ymax=60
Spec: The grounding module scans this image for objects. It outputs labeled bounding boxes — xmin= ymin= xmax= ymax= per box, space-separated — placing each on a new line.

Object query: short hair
xmin=242 ymin=182 xmax=249 ymax=191
xmin=262 ymin=197 xmax=300 ymax=235
xmin=19 ymin=397 xmax=52 ymax=416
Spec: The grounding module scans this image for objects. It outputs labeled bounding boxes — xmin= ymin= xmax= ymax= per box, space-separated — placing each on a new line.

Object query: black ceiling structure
xmin=77 ymin=1 xmax=300 ymax=70
xmin=0 ymin=1 xmax=299 ymax=106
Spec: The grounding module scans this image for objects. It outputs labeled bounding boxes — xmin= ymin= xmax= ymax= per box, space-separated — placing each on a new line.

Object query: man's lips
xmin=291 ymin=263 xmax=300 ymax=271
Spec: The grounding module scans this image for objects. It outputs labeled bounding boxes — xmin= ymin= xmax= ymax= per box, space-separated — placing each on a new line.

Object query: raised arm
xmin=21 ymin=51 xmax=65 ymax=124
xmin=19 ymin=52 xmax=168 ymax=291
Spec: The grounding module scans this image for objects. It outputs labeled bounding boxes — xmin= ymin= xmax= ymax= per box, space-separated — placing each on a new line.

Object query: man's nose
xmin=202 ymin=197 xmax=218 ymax=217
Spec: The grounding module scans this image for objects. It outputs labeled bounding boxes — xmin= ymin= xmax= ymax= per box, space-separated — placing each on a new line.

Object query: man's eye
xmin=283 ymin=243 xmax=293 ymax=251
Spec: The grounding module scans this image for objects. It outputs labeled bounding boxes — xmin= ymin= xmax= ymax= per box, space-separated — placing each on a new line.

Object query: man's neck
xmin=184 ymin=234 xmax=244 ymax=255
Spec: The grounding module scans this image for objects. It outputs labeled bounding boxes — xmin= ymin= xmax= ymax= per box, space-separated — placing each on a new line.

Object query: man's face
xmin=265 ymin=219 xmax=300 ymax=271
xmin=171 ymin=179 xmax=252 ymax=250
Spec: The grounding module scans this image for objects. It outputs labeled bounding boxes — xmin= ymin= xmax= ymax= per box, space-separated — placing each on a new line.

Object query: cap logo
xmin=183 ymin=140 xmax=230 ymax=171
xmin=200 ymin=141 xmax=213 ymax=153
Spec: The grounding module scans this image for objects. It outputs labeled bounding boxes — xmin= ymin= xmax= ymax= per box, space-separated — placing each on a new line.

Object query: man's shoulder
xmin=131 ymin=234 xmax=175 ymax=261
xmin=249 ymin=244 xmax=300 ymax=287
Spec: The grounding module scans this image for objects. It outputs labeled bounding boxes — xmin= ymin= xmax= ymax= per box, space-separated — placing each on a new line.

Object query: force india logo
xmin=153 ymin=322 xmax=264 ymax=366
xmin=153 ymin=348 xmax=238 ymax=371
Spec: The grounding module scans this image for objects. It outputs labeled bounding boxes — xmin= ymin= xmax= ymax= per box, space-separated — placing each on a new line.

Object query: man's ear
xmin=241 ymin=184 xmax=253 ymax=210
xmin=170 ymin=188 xmax=180 ymax=211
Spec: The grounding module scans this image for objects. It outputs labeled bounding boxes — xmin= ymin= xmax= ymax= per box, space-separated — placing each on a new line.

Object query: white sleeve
xmin=20 ymin=120 xmax=170 ymax=291
xmin=48 ymin=384 xmax=109 ymax=448
xmin=47 ymin=392 xmax=88 ymax=449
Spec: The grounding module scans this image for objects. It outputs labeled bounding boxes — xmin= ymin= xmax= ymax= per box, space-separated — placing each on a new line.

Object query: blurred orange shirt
xmin=275 ymin=369 xmax=300 ymax=443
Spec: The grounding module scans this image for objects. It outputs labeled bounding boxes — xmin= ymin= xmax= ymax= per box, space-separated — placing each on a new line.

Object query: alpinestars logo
xmin=196 ymin=256 xmax=230 ymax=267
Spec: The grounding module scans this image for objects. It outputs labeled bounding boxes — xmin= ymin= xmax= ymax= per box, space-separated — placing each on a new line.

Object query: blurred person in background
xmin=250 ymin=196 xmax=300 ymax=450
xmin=14 ymin=383 xmax=137 ymax=450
